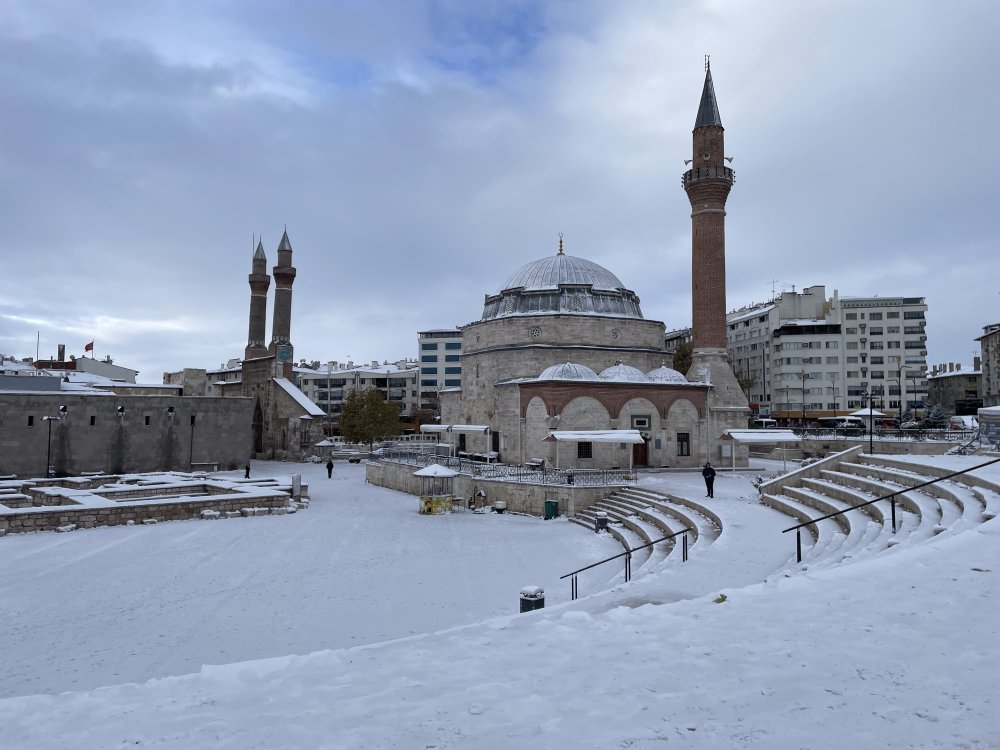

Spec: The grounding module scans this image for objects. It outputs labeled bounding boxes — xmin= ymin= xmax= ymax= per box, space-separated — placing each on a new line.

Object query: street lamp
xmin=42 ymin=405 xmax=67 ymax=477
xmin=862 ymin=391 xmax=874 ymax=455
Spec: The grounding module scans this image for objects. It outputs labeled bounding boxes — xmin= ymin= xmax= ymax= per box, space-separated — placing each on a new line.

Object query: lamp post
xmin=862 ymin=391 xmax=874 ymax=455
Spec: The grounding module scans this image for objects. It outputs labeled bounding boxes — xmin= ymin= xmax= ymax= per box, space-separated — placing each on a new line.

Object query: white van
xmin=750 ymin=418 xmax=778 ymax=429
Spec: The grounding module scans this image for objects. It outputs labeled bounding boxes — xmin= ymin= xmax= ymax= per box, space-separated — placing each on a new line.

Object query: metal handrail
xmin=560 ymin=528 xmax=691 ymax=600
xmin=781 ymin=455 xmax=1000 ymax=562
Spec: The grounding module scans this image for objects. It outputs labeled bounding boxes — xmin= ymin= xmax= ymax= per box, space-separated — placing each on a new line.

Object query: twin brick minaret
xmin=682 ymin=62 xmax=749 ymax=438
xmin=244 ymin=229 xmax=296 ymax=372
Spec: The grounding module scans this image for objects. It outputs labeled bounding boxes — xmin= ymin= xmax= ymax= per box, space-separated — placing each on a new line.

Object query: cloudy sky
xmin=2 ymin=0 xmax=997 ymax=381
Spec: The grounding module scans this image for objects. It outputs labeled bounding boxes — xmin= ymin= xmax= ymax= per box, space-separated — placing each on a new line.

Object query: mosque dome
xmin=481 ymin=243 xmax=644 ymax=322
xmin=537 ymin=362 xmax=600 ymax=381
xmin=598 ymin=363 xmax=649 ymax=383
xmin=646 ymin=366 xmax=689 ymax=385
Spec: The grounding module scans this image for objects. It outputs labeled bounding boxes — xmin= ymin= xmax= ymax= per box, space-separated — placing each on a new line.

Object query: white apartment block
xmin=296 ymin=359 xmax=418 ymax=423
xmin=727 ymin=285 xmax=929 ymax=423
xmin=417 ymin=328 xmax=462 ymax=411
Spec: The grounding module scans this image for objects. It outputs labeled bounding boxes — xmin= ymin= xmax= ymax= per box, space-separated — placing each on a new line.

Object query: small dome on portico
xmin=646 ymin=366 xmax=689 ymax=384
xmin=537 ymin=362 xmax=600 ymax=381
xmin=598 ymin=363 xmax=649 ymax=383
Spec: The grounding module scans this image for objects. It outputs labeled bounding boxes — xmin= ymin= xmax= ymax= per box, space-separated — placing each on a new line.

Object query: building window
xmin=421 ymin=343 xmax=438 ymax=350
xmin=444 ymin=379 xmax=461 ymax=387
xmin=887 ymin=312 xmax=900 ymax=319
xmin=144 ymin=415 xmax=151 ymax=426
xmin=677 ymin=433 xmax=690 ymax=456
xmin=577 ymin=442 xmax=593 ymax=459
xmin=421 ymin=355 xmax=438 ymax=363
xmin=870 ymin=313 xmax=883 ymax=320
xmin=90 ymin=415 xmax=96 ymax=426
xmin=845 ymin=313 xmax=857 ymax=320
xmin=444 ymin=367 xmax=461 ymax=374
xmin=421 ymin=379 xmax=437 ymax=387
xmin=445 ymin=342 xmax=462 ymax=350
xmin=421 ymin=367 xmax=437 ymax=374
xmin=445 ymin=354 xmax=460 ymax=362
xmin=631 ymin=415 xmax=650 ymax=429
xmin=27 ymin=416 xmax=34 ymax=427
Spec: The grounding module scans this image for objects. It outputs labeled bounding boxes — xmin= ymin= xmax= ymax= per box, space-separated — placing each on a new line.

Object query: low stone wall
xmin=0 ymin=492 xmax=291 ymax=535
xmin=367 ymin=461 xmax=615 ymax=517
xmin=799 ymin=439 xmax=958 ymax=458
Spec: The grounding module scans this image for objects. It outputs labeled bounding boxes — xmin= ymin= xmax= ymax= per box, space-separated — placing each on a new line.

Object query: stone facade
xmin=0 ymin=393 xmax=252 ymax=478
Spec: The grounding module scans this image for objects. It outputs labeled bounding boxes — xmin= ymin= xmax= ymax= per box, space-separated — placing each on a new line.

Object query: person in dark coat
xmin=244 ymin=464 xmax=251 ymax=479
xmin=326 ymin=459 xmax=334 ymax=478
xmin=702 ymin=462 xmax=716 ymax=498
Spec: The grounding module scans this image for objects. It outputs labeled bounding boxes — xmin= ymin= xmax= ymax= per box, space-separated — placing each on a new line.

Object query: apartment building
xmin=297 ymin=360 xmax=418 ymax=426
xmin=927 ymin=360 xmax=982 ymax=415
xmin=417 ymin=328 xmax=462 ymax=412
xmin=727 ymin=286 xmax=929 ymax=423
xmin=977 ymin=323 xmax=1000 ymax=407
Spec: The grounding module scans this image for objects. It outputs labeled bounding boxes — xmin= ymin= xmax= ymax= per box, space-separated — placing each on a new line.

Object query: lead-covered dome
xmin=482 ymin=249 xmax=644 ymax=322
xmin=599 ymin=363 xmax=649 ymax=383
xmin=646 ymin=366 xmax=689 ymax=384
xmin=537 ymin=362 xmax=600 ymax=381
xmin=500 ymin=254 xmax=626 ymax=293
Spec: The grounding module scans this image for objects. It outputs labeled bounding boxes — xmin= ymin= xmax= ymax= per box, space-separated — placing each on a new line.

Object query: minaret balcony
xmin=682 ymin=165 xmax=735 ymax=187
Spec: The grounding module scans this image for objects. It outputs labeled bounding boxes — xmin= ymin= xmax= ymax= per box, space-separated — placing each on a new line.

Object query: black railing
xmin=781 ymin=455 xmax=1000 ymax=562
xmin=560 ymin=529 xmax=690 ymax=600
xmin=682 ymin=165 xmax=735 ymax=186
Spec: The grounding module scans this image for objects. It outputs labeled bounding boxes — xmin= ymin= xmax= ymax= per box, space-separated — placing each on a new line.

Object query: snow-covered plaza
xmin=1 ymin=455 xmax=998 ymax=749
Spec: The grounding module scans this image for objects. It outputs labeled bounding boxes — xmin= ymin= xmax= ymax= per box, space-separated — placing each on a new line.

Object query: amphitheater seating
xmin=759 ymin=451 xmax=1000 ymax=569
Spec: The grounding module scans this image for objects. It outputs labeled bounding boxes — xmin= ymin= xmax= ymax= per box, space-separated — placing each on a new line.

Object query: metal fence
xmin=371 ymin=448 xmax=636 ymax=486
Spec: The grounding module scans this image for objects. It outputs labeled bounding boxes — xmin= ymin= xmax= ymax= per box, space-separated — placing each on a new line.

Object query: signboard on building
xmin=978 ymin=407 xmax=1000 ymax=447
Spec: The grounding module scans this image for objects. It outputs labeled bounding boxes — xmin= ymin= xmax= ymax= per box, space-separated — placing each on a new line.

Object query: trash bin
xmin=494 ymin=501 xmax=507 ymax=514
xmin=519 ymin=585 xmax=545 ymax=613
xmin=544 ymin=499 xmax=559 ymax=520
xmin=594 ymin=510 xmax=608 ymax=533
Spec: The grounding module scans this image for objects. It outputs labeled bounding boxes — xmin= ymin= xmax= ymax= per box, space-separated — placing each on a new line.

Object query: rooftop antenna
xmin=768 ymin=278 xmax=780 ymax=297
xmin=557 ymin=232 xmax=564 ymax=256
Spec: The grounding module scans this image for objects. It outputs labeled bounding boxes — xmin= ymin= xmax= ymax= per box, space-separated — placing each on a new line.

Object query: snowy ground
xmin=0 ymin=457 xmax=998 ymax=749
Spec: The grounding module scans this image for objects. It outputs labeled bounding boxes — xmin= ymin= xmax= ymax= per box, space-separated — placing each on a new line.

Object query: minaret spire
xmin=244 ymin=237 xmax=270 ymax=360
xmin=682 ymin=61 xmax=748 ymax=418
xmin=269 ymin=227 xmax=297 ymax=376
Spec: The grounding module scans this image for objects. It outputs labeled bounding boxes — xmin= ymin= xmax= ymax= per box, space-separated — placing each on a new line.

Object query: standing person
xmin=326 ymin=459 xmax=334 ymax=478
xmin=702 ymin=462 xmax=716 ymax=498
xmin=244 ymin=464 xmax=251 ymax=479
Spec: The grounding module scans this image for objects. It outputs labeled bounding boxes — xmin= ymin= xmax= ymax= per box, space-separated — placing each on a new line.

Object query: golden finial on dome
xmin=558 ymin=232 xmax=564 ymax=255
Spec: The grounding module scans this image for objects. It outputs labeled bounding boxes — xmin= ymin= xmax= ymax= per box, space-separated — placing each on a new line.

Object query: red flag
xmin=84 ymin=341 xmax=94 ymax=352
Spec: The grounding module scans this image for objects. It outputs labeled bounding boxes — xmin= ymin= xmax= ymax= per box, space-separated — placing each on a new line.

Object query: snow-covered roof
xmin=727 ymin=303 xmax=775 ymax=324
xmin=272 ymin=377 xmax=325 ymax=417
xmin=412 ymin=464 xmax=459 ymax=478
xmin=499 ymin=254 xmax=627 ymax=294
xmin=544 ymin=429 xmax=645 ymax=443
xmin=722 ymin=429 xmax=800 ymax=443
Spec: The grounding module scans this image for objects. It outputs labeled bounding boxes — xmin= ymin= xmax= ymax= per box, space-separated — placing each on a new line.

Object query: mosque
xmin=439 ymin=63 xmax=749 ymax=469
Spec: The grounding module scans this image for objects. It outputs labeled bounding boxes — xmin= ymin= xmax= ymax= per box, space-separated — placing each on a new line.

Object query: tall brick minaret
xmin=269 ymin=228 xmax=297 ymax=376
xmin=244 ymin=238 xmax=270 ymax=360
xmin=682 ymin=60 xmax=749 ymax=453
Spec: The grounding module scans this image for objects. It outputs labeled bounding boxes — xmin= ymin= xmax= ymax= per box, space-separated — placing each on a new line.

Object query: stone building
xmin=439 ymin=64 xmax=748 ymax=469
xmin=0 ymin=375 xmax=251 ymax=477
xmin=927 ymin=360 xmax=982 ymax=415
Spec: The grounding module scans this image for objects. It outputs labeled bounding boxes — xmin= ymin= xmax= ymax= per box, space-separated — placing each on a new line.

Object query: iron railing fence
xmin=372 ymin=448 xmax=637 ymax=486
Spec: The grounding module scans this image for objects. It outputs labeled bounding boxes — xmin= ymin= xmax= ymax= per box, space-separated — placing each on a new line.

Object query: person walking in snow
xmin=244 ymin=464 xmax=251 ymax=479
xmin=702 ymin=462 xmax=716 ymax=498
xmin=326 ymin=459 xmax=334 ymax=478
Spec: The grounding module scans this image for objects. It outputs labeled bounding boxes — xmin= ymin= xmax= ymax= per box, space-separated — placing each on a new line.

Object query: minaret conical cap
xmin=278 ymin=228 xmax=292 ymax=252
xmin=253 ymin=239 xmax=266 ymax=261
xmin=694 ymin=67 xmax=722 ymax=129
